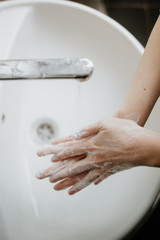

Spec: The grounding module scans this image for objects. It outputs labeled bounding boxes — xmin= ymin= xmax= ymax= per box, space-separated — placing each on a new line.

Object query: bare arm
xmin=36 ymin=17 xmax=160 ymax=195
xmin=114 ymin=16 xmax=160 ymax=126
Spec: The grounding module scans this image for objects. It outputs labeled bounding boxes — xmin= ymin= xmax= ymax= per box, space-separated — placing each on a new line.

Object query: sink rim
xmin=0 ymin=0 xmax=144 ymax=56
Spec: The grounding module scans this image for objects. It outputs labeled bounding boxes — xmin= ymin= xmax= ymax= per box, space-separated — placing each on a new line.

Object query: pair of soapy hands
xmin=36 ymin=118 xmax=146 ymax=195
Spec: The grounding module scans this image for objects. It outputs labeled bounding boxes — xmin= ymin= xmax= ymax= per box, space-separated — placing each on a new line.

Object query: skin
xmin=37 ymin=118 xmax=160 ymax=194
xmin=115 ymin=16 xmax=160 ymax=126
xmin=36 ymin=16 xmax=160 ymax=195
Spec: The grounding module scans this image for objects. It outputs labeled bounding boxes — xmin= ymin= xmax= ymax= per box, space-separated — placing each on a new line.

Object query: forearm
xmin=141 ymin=128 xmax=160 ymax=167
xmin=115 ymin=16 xmax=160 ymax=126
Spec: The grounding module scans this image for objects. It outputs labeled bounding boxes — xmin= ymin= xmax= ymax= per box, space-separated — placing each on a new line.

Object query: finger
xmin=51 ymin=121 xmax=101 ymax=145
xmin=35 ymin=161 xmax=68 ymax=179
xmin=51 ymin=141 xmax=88 ymax=162
xmin=36 ymin=154 xmax=86 ymax=180
xmin=50 ymin=157 xmax=114 ymax=183
xmin=94 ymin=172 xmax=113 ymax=185
xmin=71 ymin=121 xmax=101 ymax=140
xmin=54 ymin=178 xmax=76 ymax=190
xmin=53 ymin=172 xmax=87 ymax=191
xmin=37 ymin=143 xmax=66 ymax=157
xmin=49 ymin=156 xmax=94 ymax=183
xmin=94 ymin=163 xmax=131 ymax=185
xmin=68 ymin=169 xmax=102 ymax=195
xmin=107 ymin=164 xmax=132 ymax=174
xmin=51 ymin=153 xmax=86 ymax=162
xmin=37 ymin=139 xmax=82 ymax=157
xmin=51 ymin=136 xmax=74 ymax=145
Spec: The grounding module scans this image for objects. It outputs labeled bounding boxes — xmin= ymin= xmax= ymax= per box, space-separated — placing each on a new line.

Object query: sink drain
xmin=31 ymin=118 xmax=58 ymax=144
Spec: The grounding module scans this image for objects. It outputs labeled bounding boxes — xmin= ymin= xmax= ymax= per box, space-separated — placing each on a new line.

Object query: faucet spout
xmin=0 ymin=58 xmax=94 ymax=82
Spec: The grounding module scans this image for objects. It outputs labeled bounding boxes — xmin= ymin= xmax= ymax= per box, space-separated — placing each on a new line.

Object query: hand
xmin=36 ymin=118 xmax=150 ymax=195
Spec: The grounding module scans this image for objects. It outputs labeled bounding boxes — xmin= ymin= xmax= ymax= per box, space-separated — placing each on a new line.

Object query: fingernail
xmin=51 ymin=154 xmax=57 ymax=162
xmin=68 ymin=189 xmax=75 ymax=195
xmin=49 ymin=175 xmax=56 ymax=182
xmin=37 ymin=145 xmax=54 ymax=156
xmin=35 ymin=172 xmax=43 ymax=179
xmin=37 ymin=149 xmax=51 ymax=157
xmin=94 ymin=181 xmax=99 ymax=185
xmin=37 ymin=151 xmax=43 ymax=157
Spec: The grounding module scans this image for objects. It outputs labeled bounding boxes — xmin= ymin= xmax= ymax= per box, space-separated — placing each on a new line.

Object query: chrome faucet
xmin=0 ymin=58 xmax=93 ymax=82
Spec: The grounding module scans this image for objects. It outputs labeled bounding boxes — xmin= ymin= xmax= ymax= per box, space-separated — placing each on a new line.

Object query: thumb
xmin=72 ymin=121 xmax=101 ymax=140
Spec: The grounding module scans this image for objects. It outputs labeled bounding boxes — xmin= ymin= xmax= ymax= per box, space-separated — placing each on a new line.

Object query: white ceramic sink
xmin=0 ymin=1 xmax=160 ymax=240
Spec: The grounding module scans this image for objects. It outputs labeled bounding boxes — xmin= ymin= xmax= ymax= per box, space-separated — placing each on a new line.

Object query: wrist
xmin=139 ymin=129 xmax=160 ymax=167
xmin=113 ymin=109 xmax=128 ymax=120
xmin=113 ymin=108 xmax=146 ymax=126
xmin=113 ymin=109 xmax=140 ymax=124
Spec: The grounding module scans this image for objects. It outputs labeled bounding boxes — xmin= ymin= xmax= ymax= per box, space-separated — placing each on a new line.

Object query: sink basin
xmin=0 ymin=0 xmax=160 ymax=240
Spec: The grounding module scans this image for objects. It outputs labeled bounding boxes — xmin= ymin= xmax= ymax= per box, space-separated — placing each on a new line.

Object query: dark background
xmin=71 ymin=0 xmax=160 ymax=46
xmin=103 ymin=0 xmax=160 ymax=46
xmin=70 ymin=0 xmax=160 ymax=239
